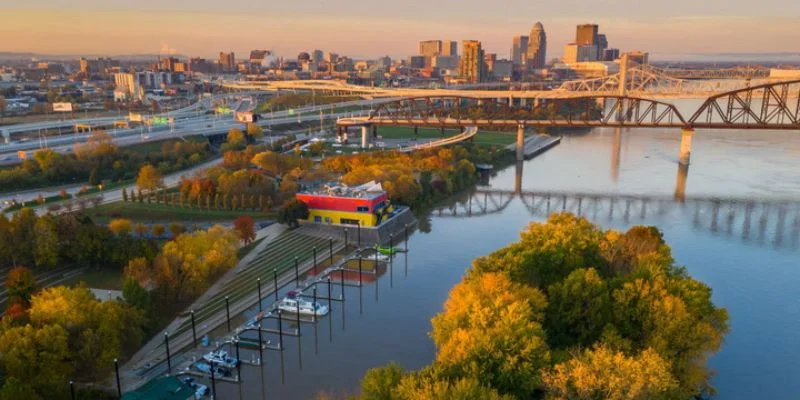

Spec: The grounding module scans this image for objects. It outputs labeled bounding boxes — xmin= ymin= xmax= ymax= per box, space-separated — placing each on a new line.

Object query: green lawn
xmin=124 ymin=135 xmax=209 ymax=155
xmin=84 ymin=201 xmax=272 ymax=223
xmin=61 ymin=268 xmax=124 ymax=291
xmin=375 ymin=126 xmax=517 ymax=146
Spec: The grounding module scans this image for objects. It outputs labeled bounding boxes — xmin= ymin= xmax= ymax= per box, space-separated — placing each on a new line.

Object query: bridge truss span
xmin=365 ymin=95 xmax=687 ymax=128
xmin=689 ymin=80 xmax=800 ymax=129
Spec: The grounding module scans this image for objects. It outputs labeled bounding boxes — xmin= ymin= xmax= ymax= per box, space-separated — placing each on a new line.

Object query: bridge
xmin=335 ymin=78 xmax=800 ymax=162
xmin=432 ymin=185 xmax=800 ymax=251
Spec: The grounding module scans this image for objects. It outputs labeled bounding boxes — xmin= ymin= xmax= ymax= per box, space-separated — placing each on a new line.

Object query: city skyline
xmin=3 ymin=1 xmax=800 ymax=59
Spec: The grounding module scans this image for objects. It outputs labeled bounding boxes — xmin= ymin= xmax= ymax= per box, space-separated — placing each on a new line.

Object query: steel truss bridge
xmin=338 ymin=79 xmax=800 ymax=131
xmin=432 ymin=188 xmax=800 ymax=251
xmin=221 ymin=64 xmax=781 ymax=98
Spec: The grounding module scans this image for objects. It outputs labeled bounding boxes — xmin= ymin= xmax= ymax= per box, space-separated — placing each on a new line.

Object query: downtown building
xmin=458 ymin=40 xmax=486 ymax=83
xmin=526 ymin=22 xmax=547 ymax=69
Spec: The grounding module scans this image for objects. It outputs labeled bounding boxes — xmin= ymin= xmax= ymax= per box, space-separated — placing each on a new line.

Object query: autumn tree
xmin=108 ymin=218 xmax=133 ymax=236
xmin=233 ymin=216 xmax=256 ymax=244
xmin=152 ymin=224 xmax=165 ymax=238
xmin=361 ymin=362 xmax=405 ymax=400
xmin=5 ymin=266 xmax=37 ymax=308
xmin=33 ymin=216 xmax=59 ymax=269
xmin=246 ymin=122 xmax=263 ymax=139
xmin=542 ymin=345 xmax=677 ymax=400
xmin=226 ymin=128 xmax=246 ymax=150
xmin=136 ymin=164 xmax=163 ymax=193
xmin=430 ymin=273 xmax=550 ymax=397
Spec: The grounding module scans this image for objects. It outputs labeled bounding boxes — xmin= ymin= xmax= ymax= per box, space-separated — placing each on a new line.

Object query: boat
xmin=372 ymin=253 xmax=392 ymax=263
xmin=277 ymin=291 xmax=329 ymax=316
xmin=201 ymin=349 xmax=239 ymax=369
xmin=373 ymin=244 xmax=406 ymax=255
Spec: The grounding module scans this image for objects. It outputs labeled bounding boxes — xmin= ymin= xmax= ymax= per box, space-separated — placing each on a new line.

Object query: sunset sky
xmin=2 ymin=1 xmax=799 ymax=59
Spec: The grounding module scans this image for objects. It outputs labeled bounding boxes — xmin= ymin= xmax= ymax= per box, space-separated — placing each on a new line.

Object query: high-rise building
xmin=459 ymin=40 xmax=486 ymax=83
xmin=160 ymin=57 xmax=180 ymax=72
xmin=419 ymin=40 xmax=443 ymax=57
xmin=597 ymin=34 xmax=608 ymax=52
xmin=312 ymin=50 xmax=324 ymax=63
xmin=526 ymin=22 xmax=547 ymax=69
xmin=624 ymin=51 xmax=649 ymax=65
xmin=602 ymin=48 xmax=620 ymax=61
xmin=576 ymin=24 xmax=599 ymax=46
xmin=218 ymin=52 xmax=235 ymax=72
xmin=442 ymin=41 xmax=458 ymax=57
xmin=512 ymin=36 xmax=529 ymax=66
xmin=563 ymin=44 xmax=598 ymax=64
xmin=484 ymin=53 xmax=497 ymax=75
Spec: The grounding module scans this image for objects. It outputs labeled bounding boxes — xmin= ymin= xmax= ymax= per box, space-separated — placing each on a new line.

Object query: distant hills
xmin=0 ymin=52 xmax=187 ymax=62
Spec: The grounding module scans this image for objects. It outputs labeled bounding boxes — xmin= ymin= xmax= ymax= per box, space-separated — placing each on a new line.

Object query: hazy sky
xmin=2 ymin=1 xmax=799 ymax=59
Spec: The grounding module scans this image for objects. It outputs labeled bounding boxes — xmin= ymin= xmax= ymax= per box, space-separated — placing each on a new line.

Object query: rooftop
xmin=299 ymin=180 xmax=385 ymax=200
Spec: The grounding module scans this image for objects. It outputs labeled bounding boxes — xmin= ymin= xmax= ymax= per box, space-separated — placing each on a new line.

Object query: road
xmin=0 ymin=98 xmax=391 ymax=165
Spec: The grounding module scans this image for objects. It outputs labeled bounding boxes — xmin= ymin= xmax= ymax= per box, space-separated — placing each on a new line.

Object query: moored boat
xmin=277 ymin=291 xmax=329 ymax=316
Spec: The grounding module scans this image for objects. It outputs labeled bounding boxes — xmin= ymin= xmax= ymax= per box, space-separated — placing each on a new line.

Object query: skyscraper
xmin=512 ymin=35 xmax=529 ymax=66
xmin=419 ymin=40 xmax=443 ymax=57
xmin=459 ymin=40 xmax=486 ymax=83
xmin=218 ymin=52 xmax=235 ymax=72
xmin=526 ymin=22 xmax=547 ymax=69
xmin=442 ymin=41 xmax=458 ymax=57
xmin=576 ymin=24 xmax=599 ymax=46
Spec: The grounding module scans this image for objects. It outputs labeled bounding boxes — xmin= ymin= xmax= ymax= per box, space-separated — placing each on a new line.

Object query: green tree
xmin=122 ymin=187 xmax=128 ymax=202
xmin=395 ymin=374 xmax=511 ymax=400
xmin=123 ymin=276 xmax=152 ymax=318
xmin=0 ymin=323 xmax=73 ymax=397
xmin=545 ymin=268 xmax=610 ymax=348
xmin=33 ymin=216 xmax=59 ymax=269
xmin=361 ymin=362 xmax=405 ymax=400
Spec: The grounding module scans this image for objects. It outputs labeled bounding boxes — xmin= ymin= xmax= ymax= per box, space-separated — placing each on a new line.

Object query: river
xmin=216 ymin=121 xmax=800 ymax=399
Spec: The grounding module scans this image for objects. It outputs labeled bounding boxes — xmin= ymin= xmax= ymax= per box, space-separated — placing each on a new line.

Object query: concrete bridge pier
xmin=515 ymin=160 xmax=524 ymax=195
xmin=674 ymin=163 xmax=690 ymax=202
xmin=361 ymin=125 xmax=370 ymax=148
xmin=516 ymin=124 xmax=526 ymax=161
xmin=679 ymin=128 xmax=694 ymax=165
xmin=611 ymin=127 xmax=622 ymax=182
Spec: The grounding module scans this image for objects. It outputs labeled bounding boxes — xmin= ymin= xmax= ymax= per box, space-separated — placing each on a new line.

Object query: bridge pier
xmin=679 ymin=128 xmax=694 ymax=165
xmin=516 ymin=125 xmax=525 ymax=161
xmin=611 ymin=128 xmax=622 ymax=182
xmin=361 ymin=126 xmax=370 ymax=148
xmin=674 ymin=163 xmax=689 ymax=202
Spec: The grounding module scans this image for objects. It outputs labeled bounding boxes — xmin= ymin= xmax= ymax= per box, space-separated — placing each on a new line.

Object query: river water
xmin=216 ymin=120 xmax=800 ymax=399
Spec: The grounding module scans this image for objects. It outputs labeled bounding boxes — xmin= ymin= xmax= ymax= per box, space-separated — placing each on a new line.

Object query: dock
xmin=507 ymin=134 xmax=561 ymax=159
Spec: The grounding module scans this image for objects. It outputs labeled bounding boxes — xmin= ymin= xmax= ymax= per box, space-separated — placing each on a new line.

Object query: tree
xmin=361 ymin=362 xmax=405 ymax=400
xmin=277 ymin=199 xmax=309 ymax=228
xmin=136 ymin=164 xmax=163 ymax=193
xmin=122 ymin=187 xmax=128 ymax=202
xmin=134 ymin=222 xmax=149 ymax=238
xmin=5 ymin=266 xmax=37 ymax=308
xmin=233 ymin=216 xmax=256 ymax=244
xmin=108 ymin=219 xmax=133 ymax=236
xmin=168 ymin=223 xmax=186 ymax=237
xmin=123 ymin=276 xmax=152 ymax=318
xmin=542 ymin=346 xmax=677 ymax=400
xmin=33 ymin=216 xmax=59 ymax=269
xmin=226 ymin=128 xmax=246 ymax=150
xmin=430 ymin=273 xmax=550 ymax=397
xmin=395 ymin=374 xmax=510 ymax=400
xmin=152 ymin=224 xmax=165 ymax=238
xmin=0 ymin=324 xmax=72 ymax=398
xmin=545 ymin=268 xmax=610 ymax=348
xmin=246 ymin=122 xmax=263 ymax=139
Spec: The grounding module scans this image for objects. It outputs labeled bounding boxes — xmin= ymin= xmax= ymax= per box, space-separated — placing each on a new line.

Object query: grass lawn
xmin=124 ymin=135 xmax=209 ymax=155
xmin=61 ymin=268 xmax=124 ymax=291
xmin=84 ymin=200 xmax=272 ymax=223
xmin=375 ymin=126 xmax=517 ymax=146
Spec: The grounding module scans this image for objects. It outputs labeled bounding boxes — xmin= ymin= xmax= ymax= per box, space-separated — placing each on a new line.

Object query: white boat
xmin=201 ymin=349 xmax=239 ymax=369
xmin=372 ymin=253 xmax=391 ymax=263
xmin=277 ymin=291 xmax=329 ymax=316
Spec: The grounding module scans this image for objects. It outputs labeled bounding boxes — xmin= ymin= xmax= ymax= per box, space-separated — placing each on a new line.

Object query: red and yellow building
xmin=295 ymin=181 xmax=392 ymax=227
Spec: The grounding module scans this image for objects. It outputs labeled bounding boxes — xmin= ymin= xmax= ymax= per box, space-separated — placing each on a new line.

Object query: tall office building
xmin=459 ymin=40 xmax=486 ymax=83
xmin=312 ymin=50 xmax=324 ymax=63
xmin=419 ymin=40 xmax=443 ymax=57
xmin=512 ymin=36 xmax=529 ymax=66
xmin=442 ymin=41 xmax=458 ymax=57
xmin=576 ymin=24 xmax=599 ymax=45
xmin=597 ymin=34 xmax=608 ymax=52
xmin=218 ymin=52 xmax=235 ymax=72
xmin=526 ymin=22 xmax=547 ymax=69
xmin=563 ymin=44 xmax=598 ymax=64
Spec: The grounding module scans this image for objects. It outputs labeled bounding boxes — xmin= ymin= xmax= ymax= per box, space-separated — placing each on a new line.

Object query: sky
xmin=2 ymin=1 xmax=800 ymax=59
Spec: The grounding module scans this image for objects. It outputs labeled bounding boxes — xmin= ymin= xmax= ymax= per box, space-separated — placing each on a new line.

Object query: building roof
xmin=299 ymin=181 xmax=386 ymax=200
